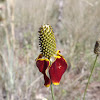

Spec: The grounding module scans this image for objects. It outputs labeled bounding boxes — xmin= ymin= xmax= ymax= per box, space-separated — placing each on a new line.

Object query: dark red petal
xmin=44 ymin=73 xmax=51 ymax=87
xmin=49 ymin=57 xmax=68 ymax=85
xmin=36 ymin=58 xmax=51 ymax=87
xmin=36 ymin=59 xmax=50 ymax=74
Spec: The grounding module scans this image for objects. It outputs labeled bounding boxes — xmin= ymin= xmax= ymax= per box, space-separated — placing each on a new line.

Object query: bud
xmin=38 ymin=24 xmax=56 ymax=59
xmin=94 ymin=40 xmax=100 ymax=55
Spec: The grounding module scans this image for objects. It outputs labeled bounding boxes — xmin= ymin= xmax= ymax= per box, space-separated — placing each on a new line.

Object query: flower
xmin=36 ymin=24 xmax=68 ymax=87
xmin=94 ymin=40 xmax=100 ymax=55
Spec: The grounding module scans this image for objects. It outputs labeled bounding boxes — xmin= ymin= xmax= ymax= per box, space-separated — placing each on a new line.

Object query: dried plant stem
xmin=6 ymin=0 xmax=15 ymax=49
xmin=2 ymin=0 xmax=15 ymax=95
xmin=50 ymin=82 xmax=55 ymax=100
xmin=3 ymin=21 xmax=10 ymax=51
xmin=56 ymin=0 xmax=63 ymax=30
xmin=83 ymin=55 xmax=98 ymax=100
xmin=4 ymin=22 xmax=14 ymax=90
xmin=43 ymin=0 xmax=48 ymax=24
xmin=10 ymin=0 xmax=15 ymax=49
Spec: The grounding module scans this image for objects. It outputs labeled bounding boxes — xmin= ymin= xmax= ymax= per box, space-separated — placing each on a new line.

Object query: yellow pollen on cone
xmin=38 ymin=24 xmax=56 ymax=59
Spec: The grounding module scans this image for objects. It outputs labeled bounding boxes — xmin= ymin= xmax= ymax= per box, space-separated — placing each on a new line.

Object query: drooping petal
xmin=36 ymin=58 xmax=50 ymax=74
xmin=44 ymin=73 xmax=51 ymax=87
xmin=36 ymin=56 xmax=51 ymax=87
xmin=49 ymin=55 xmax=68 ymax=85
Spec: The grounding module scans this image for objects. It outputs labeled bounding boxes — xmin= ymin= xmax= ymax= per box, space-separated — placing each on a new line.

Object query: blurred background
xmin=0 ymin=0 xmax=100 ymax=100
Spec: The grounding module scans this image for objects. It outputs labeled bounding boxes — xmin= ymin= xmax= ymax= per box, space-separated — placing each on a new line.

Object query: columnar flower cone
xmin=38 ymin=25 xmax=56 ymax=59
xmin=94 ymin=40 xmax=100 ymax=55
xmin=36 ymin=24 xmax=68 ymax=87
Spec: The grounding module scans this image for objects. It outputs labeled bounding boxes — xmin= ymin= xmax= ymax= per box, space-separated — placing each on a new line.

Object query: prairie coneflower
xmin=36 ymin=24 xmax=68 ymax=87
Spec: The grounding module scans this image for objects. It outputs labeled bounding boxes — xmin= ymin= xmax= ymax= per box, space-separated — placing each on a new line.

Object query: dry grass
xmin=0 ymin=0 xmax=100 ymax=100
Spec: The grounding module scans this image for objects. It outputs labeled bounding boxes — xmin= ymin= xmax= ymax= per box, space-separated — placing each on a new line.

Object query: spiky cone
xmin=38 ymin=24 xmax=56 ymax=59
xmin=94 ymin=40 xmax=100 ymax=55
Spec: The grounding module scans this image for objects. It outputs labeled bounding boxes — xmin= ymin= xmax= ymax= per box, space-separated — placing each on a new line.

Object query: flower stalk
xmin=51 ymin=82 xmax=55 ymax=100
xmin=83 ymin=40 xmax=100 ymax=100
xmin=83 ymin=55 xmax=98 ymax=100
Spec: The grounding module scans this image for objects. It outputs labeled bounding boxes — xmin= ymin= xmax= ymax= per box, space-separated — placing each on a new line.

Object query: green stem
xmin=83 ymin=55 xmax=98 ymax=100
xmin=50 ymin=82 xmax=55 ymax=100
xmin=49 ymin=60 xmax=55 ymax=100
